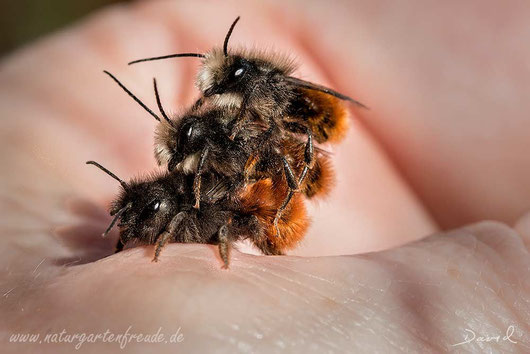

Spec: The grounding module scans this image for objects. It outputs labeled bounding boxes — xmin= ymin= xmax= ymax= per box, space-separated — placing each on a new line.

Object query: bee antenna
xmin=128 ymin=53 xmax=205 ymax=65
xmin=103 ymin=71 xmax=161 ymax=122
xmin=223 ymin=16 xmax=240 ymax=56
xmin=152 ymin=78 xmax=174 ymax=127
xmin=102 ymin=203 xmax=131 ymax=238
xmin=86 ymin=161 xmax=128 ymax=190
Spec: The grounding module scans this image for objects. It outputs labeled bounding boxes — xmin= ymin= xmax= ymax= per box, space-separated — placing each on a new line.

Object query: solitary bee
xmin=103 ymin=71 xmax=333 ymax=236
xmin=128 ymin=17 xmax=367 ymax=147
xmin=127 ymin=16 xmax=366 ymax=224
xmin=86 ymin=161 xmax=309 ymax=268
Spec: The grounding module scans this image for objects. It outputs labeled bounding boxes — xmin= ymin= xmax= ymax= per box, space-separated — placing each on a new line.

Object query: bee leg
xmin=273 ymin=157 xmax=299 ymax=237
xmin=217 ymin=224 xmax=231 ymax=269
xmin=243 ymin=123 xmax=277 ymax=182
xmin=297 ymin=129 xmax=314 ymax=185
xmin=191 ymin=96 xmax=204 ymax=110
xmin=255 ymin=241 xmax=285 ymax=256
xmin=229 ymin=111 xmax=247 ymax=140
xmin=152 ymin=211 xmax=186 ymax=262
xmin=283 ymin=122 xmax=315 ymax=186
xmin=273 ymin=190 xmax=295 ymax=237
xmin=229 ymin=92 xmax=253 ymax=140
xmin=153 ymin=232 xmax=172 ymax=262
xmin=256 ymin=118 xmax=276 ymax=143
xmin=243 ymin=154 xmax=259 ymax=183
xmin=115 ymin=238 xmax=125 ymax=253
xmin=193 ymin=147 xmax=210 ymax=209
xmin=248 ymin=215 xmax=285 ymax=255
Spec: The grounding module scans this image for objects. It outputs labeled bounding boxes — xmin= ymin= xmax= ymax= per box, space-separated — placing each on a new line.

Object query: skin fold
xmin=0 ymin=0 xmax=529 ymax=352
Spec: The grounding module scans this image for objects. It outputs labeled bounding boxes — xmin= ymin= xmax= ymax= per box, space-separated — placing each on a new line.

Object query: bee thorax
xmin=212 ymin=93 xmax=243 ymax=108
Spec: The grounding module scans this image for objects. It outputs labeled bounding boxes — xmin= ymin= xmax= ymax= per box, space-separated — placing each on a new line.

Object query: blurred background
xmin=0 ymin=0 xmax=129 ymax=55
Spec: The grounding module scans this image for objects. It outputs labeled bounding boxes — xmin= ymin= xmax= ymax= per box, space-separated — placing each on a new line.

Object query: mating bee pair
xmin=88 ymin=17 xmax=365 ymax=268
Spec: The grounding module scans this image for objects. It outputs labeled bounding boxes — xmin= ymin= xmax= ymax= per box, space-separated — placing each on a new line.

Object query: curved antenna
xmin=86 ymin=161 xmax=128 ymax=190
xmin=223 ymin=16 xmax=241 ymax=56
xmin=128 ymin=53 xmax=205 ymax=65
xmin=152 ymin=78 xmax=174 ymax=126
xmin=102 ymin=203 xmax=131 ymax=238
xmin=103 ymin=71 xmax=161 ymax=121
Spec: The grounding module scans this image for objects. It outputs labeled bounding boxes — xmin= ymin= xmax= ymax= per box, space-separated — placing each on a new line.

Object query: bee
xmin=127 ymin=16 xmax=366 ymax=226
xmin=127 ymin=17 xmax=367 ymax=145
xmin=85 ymin=161 xmax=309 ymax=268
xmin=103 ymin=71 xmax=333 ymax=236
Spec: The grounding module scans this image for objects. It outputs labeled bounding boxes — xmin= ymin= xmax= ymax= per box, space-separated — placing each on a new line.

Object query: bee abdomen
xmin=238 ymin=178 xmax=309 ymax=253
xmin=301 ymin=155 xmax=335 ymax=199
xmin=283 ymin=139 xmax=335 ymax=200
xmin=287 ymin=89 xmax=349 ymax=144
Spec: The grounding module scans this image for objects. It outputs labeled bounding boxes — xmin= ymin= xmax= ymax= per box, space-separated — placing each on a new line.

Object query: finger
xmin=513 ymin=211 xmax=530 ymax=252
xmin=3 ymin=222 xmax=529 ymax=353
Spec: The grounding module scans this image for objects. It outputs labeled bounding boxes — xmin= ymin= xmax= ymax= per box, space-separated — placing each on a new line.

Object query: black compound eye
xmin=179 ymin=120 xmax=203 ymax=149
xmin=139 ymin=199 xmax=161 ymax=221
xmin=179 ymin=122 xmax=193 ymax=145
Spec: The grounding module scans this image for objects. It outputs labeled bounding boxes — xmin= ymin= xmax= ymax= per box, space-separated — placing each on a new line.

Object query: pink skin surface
xmin=1 ymin=0 xmax=530 ymax=352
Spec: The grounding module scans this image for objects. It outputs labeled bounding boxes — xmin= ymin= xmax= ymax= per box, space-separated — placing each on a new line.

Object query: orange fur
xmin=239 ymin=178 xmax=309 ymax=254
xmin=300 ymin=89 xmax=349 ymax=144
xmin=282 ymin=138 xmax=335 ymax=200
xmin=303 ymin=154 xmax=335 ymax=199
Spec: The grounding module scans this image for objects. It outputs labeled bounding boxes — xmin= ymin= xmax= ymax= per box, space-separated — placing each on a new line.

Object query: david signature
xmin=452 ymin=325 xmax=518 ymax=347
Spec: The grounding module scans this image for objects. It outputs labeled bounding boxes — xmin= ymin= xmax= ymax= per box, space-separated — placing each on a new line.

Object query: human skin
xmin=1 ymin=0 xmax=530 ymax=352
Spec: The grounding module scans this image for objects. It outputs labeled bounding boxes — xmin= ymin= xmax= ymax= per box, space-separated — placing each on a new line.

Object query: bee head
xmin=155 ymin=114 xmax=209 ymax=172
xmin=195 ymin=16 xmax=296 ymax=107
xmin=196 ymin=16 xmax=255 ymax=105
xmin=127 ymin=16 xmax=296 ymax=108
xmin=86 ymin=161 xmax=182 ymax=244
xmin=197 ymin=48 xmax=258 ymax=100
xmin=111 ymin=176 xmax=181 ymax=244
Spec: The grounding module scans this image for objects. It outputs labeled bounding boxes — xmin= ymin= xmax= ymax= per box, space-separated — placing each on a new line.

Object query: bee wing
xmin=204 ymin=180 xmax=230 ymax=203
xmin=314 ymin=145 xmax=332 ymax=156
xmin=284 ymin=76 xmax=367 ymax=109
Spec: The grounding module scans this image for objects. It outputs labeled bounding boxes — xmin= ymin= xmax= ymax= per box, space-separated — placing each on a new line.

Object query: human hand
xmin=1 ymin=0 xmax=529 ymax=352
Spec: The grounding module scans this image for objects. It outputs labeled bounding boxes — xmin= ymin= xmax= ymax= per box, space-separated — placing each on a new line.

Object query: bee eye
xmin=139 ymin=199 xmax=161 ymax=221
xmin=234 ymin=68 xmax=244 ymax=77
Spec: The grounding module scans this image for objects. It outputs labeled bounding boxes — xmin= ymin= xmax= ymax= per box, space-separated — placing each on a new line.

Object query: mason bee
xmin=103 ymin=71 xmax=333 ymax=236
xmin=86 ymin=161 xmax=309 ymax=268
xmin=127 ymin=16 xmax=366 ymax=225
xmin=127 ymin=17 xmax=367 ymax=143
